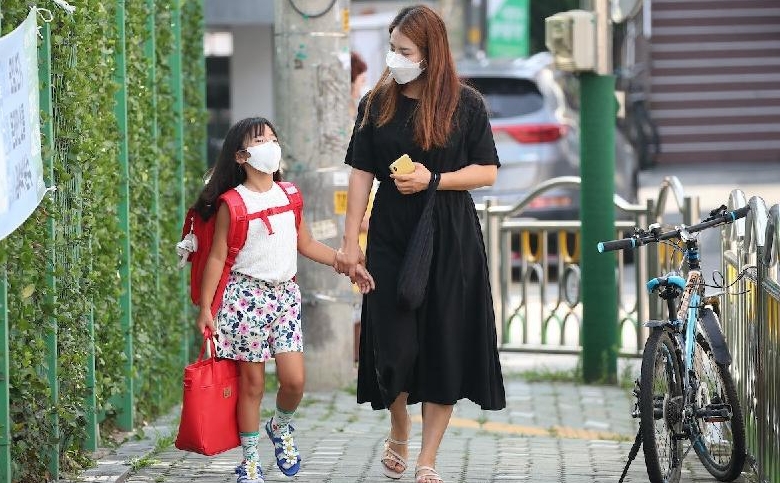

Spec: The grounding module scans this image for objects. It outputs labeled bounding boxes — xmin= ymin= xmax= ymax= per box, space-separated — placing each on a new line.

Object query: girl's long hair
xmin=192 ymin=117 xmax=281 ymax=219
xmin=360 ymin=5 xmax=461 ymax=151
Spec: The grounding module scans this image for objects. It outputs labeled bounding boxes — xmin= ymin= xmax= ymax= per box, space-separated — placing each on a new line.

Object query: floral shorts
xmin=214 ymin=272 xmax=303 ymax=362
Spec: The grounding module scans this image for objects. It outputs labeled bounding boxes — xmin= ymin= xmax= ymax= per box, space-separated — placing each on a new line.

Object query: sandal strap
xmin=415 ymin=465 xmax=443 ymax=483
xmin=386 ymin=436 xmax=409 ymax=446
xmin=381 ymin=446 xmax=407 ymax=469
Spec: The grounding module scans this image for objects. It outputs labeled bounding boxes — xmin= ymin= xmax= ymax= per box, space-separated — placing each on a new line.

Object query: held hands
xmin=391 ymin=161 xmax=431 ymax=194
xmin=333 ymin=248 xmax=375 ymax=293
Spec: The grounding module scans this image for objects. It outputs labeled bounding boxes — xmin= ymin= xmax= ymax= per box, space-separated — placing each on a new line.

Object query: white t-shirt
xmin=231 ymin=183 xmax=298 ymax=283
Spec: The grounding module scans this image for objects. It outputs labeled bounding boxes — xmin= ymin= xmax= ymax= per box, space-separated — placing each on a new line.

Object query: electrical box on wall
xmin=545 ymin=10 xmax=596 ymax=72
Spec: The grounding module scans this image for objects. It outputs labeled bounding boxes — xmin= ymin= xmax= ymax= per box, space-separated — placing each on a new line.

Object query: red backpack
xmin=180 ymin=181 xmax=303 ymax=317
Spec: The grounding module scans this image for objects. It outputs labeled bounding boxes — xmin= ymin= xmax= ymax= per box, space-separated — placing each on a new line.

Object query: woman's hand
xmin=391 ymin=162 xmax=431 ymax=194
xmin=338 ymin=240 xmax=366 ymax=279
xmin=196 ymin=307 xmax=216 ymax=336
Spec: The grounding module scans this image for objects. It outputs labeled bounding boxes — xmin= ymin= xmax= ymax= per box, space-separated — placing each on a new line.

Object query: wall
xmin=230 ymin=25 xmax=276 ymax=122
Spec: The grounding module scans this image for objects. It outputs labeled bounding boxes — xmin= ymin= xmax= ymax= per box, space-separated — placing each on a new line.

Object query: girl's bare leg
xmin=237 ymin=361 xmax=265 ymax=432
xmin=274 ymin=351 xmax=305 ymax=411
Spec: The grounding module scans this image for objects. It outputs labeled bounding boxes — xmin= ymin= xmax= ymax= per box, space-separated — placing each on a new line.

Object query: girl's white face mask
xmin=244 ymin=142 xmax=281 ymax=174
xmin=386 ymin=51 xmax=424 ymax=85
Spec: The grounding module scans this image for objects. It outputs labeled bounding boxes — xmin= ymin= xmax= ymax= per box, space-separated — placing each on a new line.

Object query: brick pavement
xmin=64 ymin=362 xmax=753 ymax=483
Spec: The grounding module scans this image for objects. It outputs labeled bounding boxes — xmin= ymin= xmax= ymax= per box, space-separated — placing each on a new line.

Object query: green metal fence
xmin=0 ymin=1 xmax=206 ymax=480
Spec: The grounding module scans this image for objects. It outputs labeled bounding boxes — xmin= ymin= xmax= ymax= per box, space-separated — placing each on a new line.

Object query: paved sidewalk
xmin=63 ymin=355 xmax=752 ymax=483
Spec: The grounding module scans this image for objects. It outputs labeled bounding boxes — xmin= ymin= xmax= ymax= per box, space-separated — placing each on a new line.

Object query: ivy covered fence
xmin=0 ymin=1 xmax=207 ymax=481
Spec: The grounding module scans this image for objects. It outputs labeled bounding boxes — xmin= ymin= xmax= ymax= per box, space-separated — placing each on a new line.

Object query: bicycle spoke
xmin=690 ymin=332 xmax=746 ymax=480
xmin=641 ymin=330 xmax=682 ymax=483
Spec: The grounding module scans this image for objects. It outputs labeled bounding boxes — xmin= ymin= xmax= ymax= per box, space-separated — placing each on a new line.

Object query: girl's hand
xmin=196 ymin=307 xmax=216 ymax=336
xmin=391 ymin=162 xmax=431 ymax=194
xmin=351 ymin=264 xmax=376 ymax=293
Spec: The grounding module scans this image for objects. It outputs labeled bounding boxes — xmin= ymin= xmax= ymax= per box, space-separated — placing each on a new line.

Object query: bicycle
xmin=598 ymin=204 xmax=750 ymax=483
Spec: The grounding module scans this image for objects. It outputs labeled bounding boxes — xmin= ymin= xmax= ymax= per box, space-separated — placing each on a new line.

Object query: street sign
xmin=487 ymin=0 xmax=530 ymax=59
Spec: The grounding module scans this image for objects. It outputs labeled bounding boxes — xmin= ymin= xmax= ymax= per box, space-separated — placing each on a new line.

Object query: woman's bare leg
xmin=416 ymin=402 xmax=453 ymax=480
xmin=384 ymin=392 xmax=412 ymax=472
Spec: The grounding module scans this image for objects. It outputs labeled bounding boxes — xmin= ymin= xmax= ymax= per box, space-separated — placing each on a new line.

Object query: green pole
xmin=115 ymin=0 xmax=134 ymax=431
xmin=0 ymin=6 xmax=11 ymax=482
xmin=147 ymin=0 xmax=159 ymax=293
xmin=84 ymin=269 xmax=98 ymax=450
xmin=170 ymin=0 xmax=188 ymax=365
xmin=0 ymin=265 xmax=8 ymax=483
xmin=38 ymin=18 xmax=60 ymax=477
xmin=580 ymin=72 xmax=618 ymax=383
xmin=145 ymin=0 xmax=162 ymax=411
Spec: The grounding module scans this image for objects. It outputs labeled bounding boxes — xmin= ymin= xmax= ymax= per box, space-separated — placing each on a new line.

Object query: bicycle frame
xmin=653 ymin=236 xmax=703 ymax=407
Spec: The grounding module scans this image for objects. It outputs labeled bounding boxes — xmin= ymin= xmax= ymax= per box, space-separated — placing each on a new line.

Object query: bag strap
xmin=426 ymin=172 xmax=441 ymax=195
xmin=210 ymin=189 xmax=249 ymax=316
xmin=221 ymin=189 xmax=249 ymax=263
xmin=244 ymin=181 xmax=303 ymax=235
xmin=277 ymin=181 xmax=303 ymax=230
xmin=197 ymin=328 xmax=218 ymax=362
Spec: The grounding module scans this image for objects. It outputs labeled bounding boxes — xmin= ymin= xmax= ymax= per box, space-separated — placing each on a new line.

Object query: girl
xmin=339 ymin=5 xmax=506 ymax=483
xmin=193 ymin=117 xmax=374 ymax=483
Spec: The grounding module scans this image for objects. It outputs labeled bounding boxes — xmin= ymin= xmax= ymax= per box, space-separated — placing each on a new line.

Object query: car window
xmin=462 ymin=77 xmax=544 ymax=119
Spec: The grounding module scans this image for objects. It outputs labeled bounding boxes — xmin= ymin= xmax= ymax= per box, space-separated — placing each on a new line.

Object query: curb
xmin=62 ymin=408 xmax=179 ymax=483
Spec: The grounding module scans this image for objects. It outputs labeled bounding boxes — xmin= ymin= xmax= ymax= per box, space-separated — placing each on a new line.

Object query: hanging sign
xmin=487 ymin=0 xmax=530 ymax=59
xmin=0 ymin=9 xmax=45 ymax=241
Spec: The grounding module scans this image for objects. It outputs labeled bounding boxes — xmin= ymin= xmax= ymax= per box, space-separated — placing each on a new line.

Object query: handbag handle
xmin=197 ymin=328 xmax=218 ymax=362
xmin=426 ymin=172 xmax=441 ymax=195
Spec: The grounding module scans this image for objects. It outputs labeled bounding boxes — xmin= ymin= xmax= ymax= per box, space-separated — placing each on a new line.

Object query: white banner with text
xmin=0 ymin=9 xmax=45 ymax=241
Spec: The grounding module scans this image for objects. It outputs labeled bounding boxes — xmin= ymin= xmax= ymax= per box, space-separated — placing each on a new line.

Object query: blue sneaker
xmin=235 ymin=460 xmax=264 ymax=483
xmin=265 ymin=418 xmax=301 ymax=476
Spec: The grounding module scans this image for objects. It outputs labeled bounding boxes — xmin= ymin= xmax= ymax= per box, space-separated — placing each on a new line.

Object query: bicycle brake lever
xmin=703 ymin=204 xmax=728 ymax=222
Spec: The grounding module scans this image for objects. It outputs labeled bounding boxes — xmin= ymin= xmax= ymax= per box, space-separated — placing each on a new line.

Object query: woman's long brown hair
xmin=360 ymin=5 xmax=461 ymax=151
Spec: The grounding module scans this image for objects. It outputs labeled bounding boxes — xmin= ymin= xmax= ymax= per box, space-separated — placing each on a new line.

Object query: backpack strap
xmin=243 ymin=182 xmax=304 ymax=236
xmin=209 ymin=188 xmax=248 ymax=316
xmin=220 ymin=189 xmax=249 ymax=264
xmin=277 ymin=181 xmax=303 ymax=230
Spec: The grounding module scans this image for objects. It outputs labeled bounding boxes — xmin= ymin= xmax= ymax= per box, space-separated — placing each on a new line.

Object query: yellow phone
xmin=389 ymin=154 xmax=415 ymax=175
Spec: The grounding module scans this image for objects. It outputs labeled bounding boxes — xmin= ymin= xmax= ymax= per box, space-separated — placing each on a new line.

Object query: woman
xmin=338 ymin=5 xmax=506 ymax=483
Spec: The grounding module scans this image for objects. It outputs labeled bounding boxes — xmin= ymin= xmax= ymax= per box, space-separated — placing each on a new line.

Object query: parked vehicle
xmin=459 ymin=52 xmax=639 ymax=219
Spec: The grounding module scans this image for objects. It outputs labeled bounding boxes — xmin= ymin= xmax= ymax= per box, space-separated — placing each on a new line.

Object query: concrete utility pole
xmin=274 ymin=0 xmax=355 ymax=390
xmin=580 ymin=0 xmax=618 ymax=383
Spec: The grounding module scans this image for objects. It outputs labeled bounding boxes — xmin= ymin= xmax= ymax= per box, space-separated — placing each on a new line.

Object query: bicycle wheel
xmin=640 ymin=328 xmax=683 ymax=483
xmin=690 ymin=332 xmax=746 ymax=481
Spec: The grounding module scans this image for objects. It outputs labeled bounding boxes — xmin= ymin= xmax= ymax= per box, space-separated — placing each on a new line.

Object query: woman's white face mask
xmin=244 ymin=142 xmax=281 ymax=174
xmin=386 ymin=51 xmax=424 ymax=85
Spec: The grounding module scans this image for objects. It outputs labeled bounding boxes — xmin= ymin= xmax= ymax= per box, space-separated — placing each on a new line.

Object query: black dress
xmin=346 ymin=85 xmax=506 ymax=411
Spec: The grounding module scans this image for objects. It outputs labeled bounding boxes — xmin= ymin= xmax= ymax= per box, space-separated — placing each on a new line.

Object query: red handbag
xmin=175 ymin=331 xmax=240 ymax=455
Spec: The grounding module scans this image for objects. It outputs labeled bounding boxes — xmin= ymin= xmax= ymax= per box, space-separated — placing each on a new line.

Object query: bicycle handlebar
xmin=597 ymin=205 xmax=750 ymax=253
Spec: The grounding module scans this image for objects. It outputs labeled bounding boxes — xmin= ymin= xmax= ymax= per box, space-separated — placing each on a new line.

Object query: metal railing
xmin=721 ymin=191 xmax=779 ymax=483
xmin=480 ymin=175 xmax=698 ymax=356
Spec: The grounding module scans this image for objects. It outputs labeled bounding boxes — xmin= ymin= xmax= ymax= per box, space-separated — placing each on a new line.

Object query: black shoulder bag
xmin=397 ymin=172 xmax=440 ymax=311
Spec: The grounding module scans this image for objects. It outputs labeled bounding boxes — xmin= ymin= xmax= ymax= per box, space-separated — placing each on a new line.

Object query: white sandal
xmin=415 ymin=465 xmax=444 ymax=483
xmin=381 ymin=436 xmax=408 ymax=479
